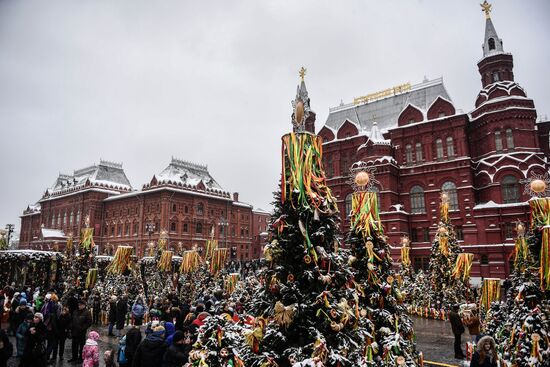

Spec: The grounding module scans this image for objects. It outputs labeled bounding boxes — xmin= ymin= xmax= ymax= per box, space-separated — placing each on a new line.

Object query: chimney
xmin=233 ymin=192 xmax=239 ymax=202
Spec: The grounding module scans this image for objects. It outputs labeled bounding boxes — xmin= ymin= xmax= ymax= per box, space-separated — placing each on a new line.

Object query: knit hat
xmin=34 ymin=312 xmax=44 ymax=321
xmin=172 ymin=330 xmax=185 ymax=344
xmin=19 ymin=299 xmax=27 ymax=306
xmin=88 ymin=331 xmax=100 ymax=341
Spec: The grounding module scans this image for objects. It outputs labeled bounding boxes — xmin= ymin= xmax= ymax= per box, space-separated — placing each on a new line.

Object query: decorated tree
xmin=196 ymin=70 xmax=367 ymax=367
xmin=397 ymin=236 xmax=414 ymax=305
xmin=426 ymin=193 xmax=471 ymax=311
xmin=485 ymin=176 xmax=550 ymax=366
xmin=345 ymin=162 xmax=420 ymax=366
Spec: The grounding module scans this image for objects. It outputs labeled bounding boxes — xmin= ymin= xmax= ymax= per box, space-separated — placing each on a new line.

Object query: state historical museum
xmin=318 ymin=9 xmax=550 ymax=279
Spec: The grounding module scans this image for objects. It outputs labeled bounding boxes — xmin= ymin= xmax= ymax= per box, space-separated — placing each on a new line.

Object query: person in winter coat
xmin=69 ymin=300 xmax=92 ymax=362
xmin=0 ymin=329 xmax=13 ymax=367
xmin=92 ymin=294 xmax=102 ymax=325
xmin=162 ymin=331 xmax=190 ymax=367
xmin=14 ymin=299 xmax=33 ymax=330
xmin=449 ymin=304 xmax=466 ymax=359
xmin=108 ymin=296 xmax=117 ymax=336
xmin=21 ymin=313 xmax=47 ymax=367
xmin=189 ymin=312 xmax=209 ymax=336
xmin=15 ymin=313 xmax=33 ymax=357
xmin=131 ymin=297 xmax=147 ymax=326
xmin=163 ymin=322 xmax=175 ymax=346
xmin=122 ymin=325 xmax=142 ymax=366
xmin=53 ymin=305 xmax=71 ymax=360
xmin=41 ymin=293 xmax=60 ymax=363
xmin=462 ymin=306 xmax=481 ymax=344
xmin=132 ymin=325 xmax=167 ymax=367
xmin=82 ymin=330 xmax=100 ymax=367
xmin=116 ymin=296 xmax=128 ymax=336
xmin=470 ymin=335 xmax=498 ymax=367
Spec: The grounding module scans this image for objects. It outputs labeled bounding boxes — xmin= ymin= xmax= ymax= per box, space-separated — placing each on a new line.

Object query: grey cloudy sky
xmin=1 ymin=0 xmax=549 ymax=234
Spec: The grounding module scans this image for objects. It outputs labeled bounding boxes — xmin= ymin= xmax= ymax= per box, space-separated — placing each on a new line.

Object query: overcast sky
xmin=1 ymin=0 xmax=549 ymax=235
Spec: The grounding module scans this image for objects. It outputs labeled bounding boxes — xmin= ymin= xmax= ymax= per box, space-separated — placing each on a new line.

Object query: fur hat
xmin=477 ymin=335 xmax=496 ymax=351
xmin=34 ymin=312 xmax=44 ymax=321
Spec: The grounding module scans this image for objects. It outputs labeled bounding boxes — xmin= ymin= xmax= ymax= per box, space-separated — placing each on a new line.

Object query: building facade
xmin=318 ymin=8 xmax=550 ymax=279
xmin=20 ymin=158 xmax=267 ymax=261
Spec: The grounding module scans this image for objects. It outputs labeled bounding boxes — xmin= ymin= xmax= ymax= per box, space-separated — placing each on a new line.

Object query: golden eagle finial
xmin=480 ymin=1 xmax=492 ymax=19
xmin=299 ymin=67 xmax=307 ymax=82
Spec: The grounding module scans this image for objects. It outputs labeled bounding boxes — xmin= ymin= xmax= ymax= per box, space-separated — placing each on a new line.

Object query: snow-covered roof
xmin=154 ymin=157 xmax=222 ymax=190
xmin=253 ymin=208 xmax=271 ymax=215
xmin=44 ymin=160 xmax=132 ymax=199
xmin=473 ymin=200 xmax=528 ymax=210
xmin=324 ymin=77 xmax=451 ymax=134
xmin=41 ymin=228 xmax=66 ymax=239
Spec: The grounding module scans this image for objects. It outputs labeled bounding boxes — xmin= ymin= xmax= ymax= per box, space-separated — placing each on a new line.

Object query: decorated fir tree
xmin=485 ymin=176 xmax=550 ymax=366
xmin=345 ymin=162 xmax=420 ymax=366
xmin=426 ymin=193 xmax=470 ymax=311
xmin=397 ymin=236 xmax=414 ymax=305
xmin=238 ymin=70 xmax=365 ymax=367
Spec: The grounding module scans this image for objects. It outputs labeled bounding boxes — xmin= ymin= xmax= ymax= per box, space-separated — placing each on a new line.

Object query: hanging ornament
xmin=273 ymin=301 xmax=296 ymax=328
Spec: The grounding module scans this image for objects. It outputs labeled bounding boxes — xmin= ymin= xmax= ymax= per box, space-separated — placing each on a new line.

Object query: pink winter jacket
xmin=82 ymin=338 xmax=100 ymax=367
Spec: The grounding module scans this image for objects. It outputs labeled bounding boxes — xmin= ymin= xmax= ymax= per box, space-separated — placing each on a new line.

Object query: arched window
xmin=172 ymin=204 xmax=177 ymax=212
xmin=488 ymin=38 xmax=495 ymax=50
xmin=446 ymin=137 xmax=454 ymax=157
xmin=492 ymin=72 xmax=500 ymax=82
xmin=196 ymin=222 xmax=203 ymax=234
xmin=51 ymin=214 xmax=55 ymax=227
xmin=410 ymin=186 xmax=426 ymax=214
xmin=76 ymin=210 xmax=81 ymax=225
xmin=415 ymin=143 xmax=423 ymax=162
xmin=345 ymin=193 xmax=353 ymax=218
xmin=69 ymin=211 xmax=74 ymax=225
xmin=435 ymin=139 xmax=444 ymax=159
xmin=63 ymin=210 xmax=67 ymax=226
xmin=501 ymin=175 xmax=520 ymax=203
xmin=442 ymin=181 xmax=459 ymax=211
xmin=170 ymin=222 xmax=177 ymax=232
xmin=197 ymin=203 xmax=204 ymax=215
xmin=495 ymin=131 xmax=503 ymax=151
xmin=506 ymin=129 xmax=514 ymax=149
xmin=480 ymin=254 xmax=489 ymax=265
xmin=57 ymin=213 xmax=61 ymax=227
xmin=405 ymin=144 xmax=413 ymax=164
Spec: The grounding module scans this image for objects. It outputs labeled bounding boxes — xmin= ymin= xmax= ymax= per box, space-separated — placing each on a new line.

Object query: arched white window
xmin=405 ymin=144 xmax=413 ymax=164
xmin=495 ymin=131 xmax=503 ymax=151
xmin=436 ymin=139 xmax=444 ymax=159
xmin=372 ymin=186 xmax=381 ymax=211
xmin=410 ymin=186 xmax=425 ymax=214
xmin=506 ymin=129 xmax=514 ymax=149
xmin=442 ymin=181 xmax=458 ymax=211
xmin=415 ymin=143 xmax=423 ymax=162
xmin=446 ymin=137 xmax=454 ymax=157
xmin=501 ymin=175 xmax=520 ymax=203
xmin=69 ymin=211 xmax=74 ymax=225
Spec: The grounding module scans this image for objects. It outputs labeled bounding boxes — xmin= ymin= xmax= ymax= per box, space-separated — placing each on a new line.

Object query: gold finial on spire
xmin=480 ymin=0 xmax=492 ymax=19
xmin=299 ymin=66 xmax=307 ymax=82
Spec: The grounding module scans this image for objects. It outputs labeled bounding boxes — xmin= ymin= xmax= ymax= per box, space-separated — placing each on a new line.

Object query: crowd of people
xmin=0 ymin=281 xmax=251 ymax=367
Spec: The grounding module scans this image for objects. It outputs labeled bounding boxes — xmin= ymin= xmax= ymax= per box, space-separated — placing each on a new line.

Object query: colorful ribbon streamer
xmin=180 ymin=250 xmax=201 ymax=274
xmin=351 ymin=191 xmax=382 ymax=238
xmin=210 ymin=248 xmax=228 ymax=275
xmin=480 ymin=278 xmax=501 ymax=313
xmin=400 ymin=246 xmax=411 ymax=267
xmin=529 ymin=198 xmax=550 ymax=290
xmin=452 ymin=253 xmax=474 ymax=281
xmin=106 ymin=245 xmax=133 ymax=274
xmin=79 ymin=228 xmax=95 ymax=250
xmin=157 ymin=250 xmax=173 ymax=272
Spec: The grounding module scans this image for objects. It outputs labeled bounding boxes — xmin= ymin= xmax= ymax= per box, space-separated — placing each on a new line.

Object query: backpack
xmin=117 ymin=335 xmax=128 ymax=364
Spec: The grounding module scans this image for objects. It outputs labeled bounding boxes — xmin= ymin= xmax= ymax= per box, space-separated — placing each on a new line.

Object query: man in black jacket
xmin=68 ymin=300 xmax=92 ymax=363
xmin=132 ymin=325 xmax=167 ymax=367
xmin=116 ymin=295 xmax=128 ymax=337
xmin=449 ymin=304 xmax=466 ymax=359
xmin=108 ymin=296 xmax=117 ymax=336
xmin=162 ymin=331 xmax=190 ymax=367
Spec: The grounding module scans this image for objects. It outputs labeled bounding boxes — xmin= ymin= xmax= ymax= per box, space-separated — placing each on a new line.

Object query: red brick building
xmin=318 ymin=9 xmax=550 ymax=279
xmin=20 ymin=158 xmax=266 ymax=260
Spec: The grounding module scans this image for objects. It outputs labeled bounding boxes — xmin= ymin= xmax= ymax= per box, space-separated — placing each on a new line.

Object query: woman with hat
xmin=21 ymin=313 xmax=47 ymax=367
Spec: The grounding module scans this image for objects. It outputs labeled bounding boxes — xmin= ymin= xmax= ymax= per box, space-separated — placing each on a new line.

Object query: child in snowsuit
xmin=82 ymin=330 xmax=100 ymax=367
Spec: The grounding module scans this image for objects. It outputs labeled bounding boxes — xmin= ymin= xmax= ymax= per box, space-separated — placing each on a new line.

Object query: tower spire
xmin=480 ymin=1 xmax=504 ymax=58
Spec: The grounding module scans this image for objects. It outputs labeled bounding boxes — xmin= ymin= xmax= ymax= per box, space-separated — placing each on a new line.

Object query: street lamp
xmin=5 ymin=224 xmax=14 ymax=248
xmin=145 ymin=222 xmax=156 ymax=257
xmin=218 ymin=217 xmax=229 ymax=249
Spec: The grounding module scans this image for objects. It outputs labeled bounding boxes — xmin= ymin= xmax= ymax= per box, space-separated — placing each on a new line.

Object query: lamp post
xmin=218 ymin=217 xmax=229 ymax=249
xmin=5 ymin=224 xmax=14 ymax=249
xmin=145 ymin=222 xmax=155 ymax=257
